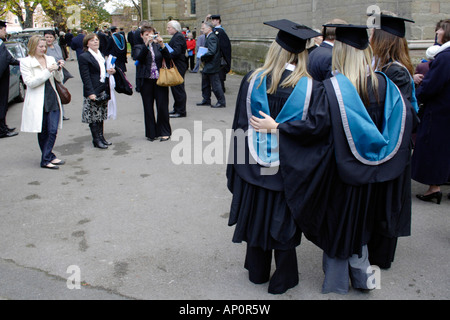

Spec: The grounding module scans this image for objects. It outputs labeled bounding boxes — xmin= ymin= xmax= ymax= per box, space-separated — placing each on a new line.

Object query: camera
xmin=151 ymin=34 xmax=158 ymax=40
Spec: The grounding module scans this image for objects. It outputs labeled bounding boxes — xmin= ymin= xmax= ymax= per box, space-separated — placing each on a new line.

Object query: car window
xmin=6 ymin=44 xmax=25 ymax=59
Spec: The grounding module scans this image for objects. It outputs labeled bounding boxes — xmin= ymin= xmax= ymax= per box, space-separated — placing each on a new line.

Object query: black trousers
xmin=140 ymin=79 xmax=171 ymax=139
xmin=244 ymin=244 xmax=299 ymax=294
xmin=170 ymin=75 xmax=187 ymax=116
xmin=201 ymin=72 xmax=225 ymax=105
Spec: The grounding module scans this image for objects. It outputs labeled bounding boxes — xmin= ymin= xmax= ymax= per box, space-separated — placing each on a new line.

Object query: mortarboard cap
xmin=0 ymin=21 xmax=7 ymax=28
xmin=380 ymin=14 xmax=414 ymax=38
xmin=264 ymin=19 xmax=321 ymax=54
xmin=110 ymin=26 xmax=118 ymax=32
xmin=324 ymin=24 xmax=369 ymax=50
xmin=211 ymin=15 xmax=221 ymax=20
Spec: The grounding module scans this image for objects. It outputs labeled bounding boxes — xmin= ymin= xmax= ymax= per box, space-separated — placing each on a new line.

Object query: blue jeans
xmin=38 ymin=110 xmax=60 ymax=167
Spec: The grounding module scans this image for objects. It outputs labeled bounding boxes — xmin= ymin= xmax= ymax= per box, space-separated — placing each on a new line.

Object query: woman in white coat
xmin=20 ymin=35 xmax=65 ymax=170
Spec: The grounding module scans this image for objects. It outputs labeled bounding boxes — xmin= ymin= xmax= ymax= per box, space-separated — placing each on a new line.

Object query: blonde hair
xmin=249 ymin=41 xmax=310 ymax=94
xmin=332 ymin=40 xmax=379 ymax=106
xmin=27 ymin=35 xmax=47 ymax=56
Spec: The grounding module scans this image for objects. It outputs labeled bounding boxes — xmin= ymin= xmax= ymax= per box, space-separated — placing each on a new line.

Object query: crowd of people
xmin=0 ymin=12 xmax=449 ymax=295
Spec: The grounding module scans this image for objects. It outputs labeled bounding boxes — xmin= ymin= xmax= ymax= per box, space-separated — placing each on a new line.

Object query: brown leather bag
xmin=156 ymin=59 xmax=184 ymax=87
xmin=55 ymin=80 xmax=71 ymax=104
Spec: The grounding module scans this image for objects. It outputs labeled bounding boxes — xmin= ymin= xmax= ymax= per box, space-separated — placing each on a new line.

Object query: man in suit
xmin=196 ymin=21 xmax=225 ymax=109
xmin=166 ymin=20 xmax=188 ymax=118
xmin=308 ymin=19 xmax=347 ymax=81
xmin=0 ymin=20 xmax=20 ymax=138
xmin=209 ymin=14 xmax=231 ymax=93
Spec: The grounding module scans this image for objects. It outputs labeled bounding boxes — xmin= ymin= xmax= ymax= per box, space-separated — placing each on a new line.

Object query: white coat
xmin=20 ymin=55 xmax=63 ymax=133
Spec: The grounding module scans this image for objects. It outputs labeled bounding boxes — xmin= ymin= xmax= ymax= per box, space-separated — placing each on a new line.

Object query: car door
xmin=6 ymin=43 xmax=26 ymax=102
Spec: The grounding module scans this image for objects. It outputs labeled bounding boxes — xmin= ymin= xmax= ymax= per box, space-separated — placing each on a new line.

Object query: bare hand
xmin=107 ymin=68 xmax=116 ymax=75
xmin=89 ymin=94 xmax=97 ymax=100
xmin=47 ymin=63 xmax=59 ymax=72
xmin=249 ymin=111 xmax=279 ymax=131
xmin=414 ymin=73 xmax=424 ymax=85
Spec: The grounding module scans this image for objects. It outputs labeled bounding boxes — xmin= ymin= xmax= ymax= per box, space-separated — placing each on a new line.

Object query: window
xmin=191 ymin=0 xmax=196 ymax=15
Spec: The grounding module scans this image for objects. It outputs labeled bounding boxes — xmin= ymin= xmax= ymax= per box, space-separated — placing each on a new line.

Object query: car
xmin=5 ymin=41 xmax=28 ymax=103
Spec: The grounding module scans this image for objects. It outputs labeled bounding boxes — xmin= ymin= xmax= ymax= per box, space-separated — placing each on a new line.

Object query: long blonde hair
xmin=332 ymin=41 xmax=379 ymax=106
xmin=249 ymin=41 xmax=310 ymax=94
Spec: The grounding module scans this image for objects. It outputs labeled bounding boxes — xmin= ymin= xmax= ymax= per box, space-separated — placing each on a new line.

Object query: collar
xmin=323 ymin=41 xmax=334 ymax=47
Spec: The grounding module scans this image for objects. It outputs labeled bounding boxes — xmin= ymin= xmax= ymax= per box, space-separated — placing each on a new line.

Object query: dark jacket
xmin=201 ymin=32 xmax=221 ymax=74
xmin=412 ymin=47 xmax=450 ymax=185
xmin=133 ymin=42 xmax=171 ymax=91
xmin=78 ymin=51 xmax=107 ymax=98
xmin=0 ymin=42 xmax=20 ymax=117
xmin=307 ymin=41 xmax=333 ymax=81
xmin=70 ymin=34 xmax=85 ymax=59
xmin=167 ymin=31 xmax=187 ymax=76
xmin=213 ymin=27 xmax=232 ymax=73
xmin=65 ymin=32 xmax=74 ymax=46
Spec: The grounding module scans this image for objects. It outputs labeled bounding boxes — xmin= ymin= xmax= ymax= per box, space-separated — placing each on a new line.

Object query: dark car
xmin=5 ymin=41 xmax=27 ymax=103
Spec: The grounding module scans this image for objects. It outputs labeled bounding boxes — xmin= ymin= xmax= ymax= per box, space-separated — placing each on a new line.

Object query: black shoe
xmin=196 ymin=101 xmax=211 ymax=106
xmin=416 ymin=191 xmax=442 ymax=204
xmin=147 ymin=137 xmax=157 ymax=142
xmin=170 ymin=113 xmax=186 ymax=118
xmin=211 ymin=103 xmax=226 ymax=108
xmin=0 ymin=131 xmax=19 ymax=138
xmin=63 ymin=116 xmax=70 ymax=121
xmin=160 ymin=136 xmax=170 ymax=142
xmin=169 ymin=110 xmax=177 ymax=115
xmin=7 ymin=127 xmax=16 ymax=132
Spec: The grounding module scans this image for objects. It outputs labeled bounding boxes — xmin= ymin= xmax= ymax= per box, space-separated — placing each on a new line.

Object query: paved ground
xmin=0 ymin=59 xmax=448 ymax=301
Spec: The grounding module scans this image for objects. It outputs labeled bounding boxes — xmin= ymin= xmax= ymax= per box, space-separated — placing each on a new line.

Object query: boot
xmin=89 ymin=123 xmax=108 ymax=149
xmin=98 ymin=121 xmax=112 ymax=145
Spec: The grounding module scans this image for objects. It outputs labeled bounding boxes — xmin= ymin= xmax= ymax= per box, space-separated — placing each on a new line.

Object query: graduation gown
xmin=106 ymin=32 xmax=128 ymax=72
xmin=226 ymin=69 xmax=324 ymax=251
xmin=278 ymin=72 xmax=414 ymax=259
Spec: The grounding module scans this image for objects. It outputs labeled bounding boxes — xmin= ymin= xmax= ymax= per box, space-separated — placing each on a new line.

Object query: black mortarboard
xmin=110 ymin=26 xmax=118 ymax=32
xmin=324 ymin=24 xmax=369 ymax=50
xmin=211 ymin=15 xmax=221 ymax=20
xmin=264 ymin=19 xmax=321 ymax=54
xmin=380 ymin=15 xmax=414 ymax=38
xmin=0 ymin=21 xmax=7 ymax=28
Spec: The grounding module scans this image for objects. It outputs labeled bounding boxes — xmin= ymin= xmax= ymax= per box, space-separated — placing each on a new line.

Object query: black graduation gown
xmin=278 ymin=73 xmax=414 ymax=260
xmin=106 ymin=33 xmax=128 ymax=73
xmin=227 ymin=71 xmax=326 ymax=251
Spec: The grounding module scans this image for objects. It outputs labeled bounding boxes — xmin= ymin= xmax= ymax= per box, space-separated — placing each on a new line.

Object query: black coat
xmin=133 ymin=43 xmax=171 ymax=91
xmin=0 ymin=42 xmax=20 ymax=118
xmin=412 ymin=47 xmax=450 ymax=185
xmin=214 ymin=27 xmax=232 ymax=73
xmin=167 ymin=31 xmax=187 ymax=76
xmin=70 ymin=34 xmax=85 ymax=59
xmin=307 ymin=42 xmax=333 ymax=81
xmin=78 ymin=51 xmax=107 ymax=98
xmin=201 ymin=32 xmax=221 ymax=74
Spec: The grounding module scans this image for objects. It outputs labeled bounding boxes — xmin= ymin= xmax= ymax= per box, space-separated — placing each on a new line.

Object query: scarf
xmin=88 ymin=48 xmax=106 ymax=83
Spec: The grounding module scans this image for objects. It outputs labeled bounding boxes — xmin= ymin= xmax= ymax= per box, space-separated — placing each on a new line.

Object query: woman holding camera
xmin=20 ymin=35 xmax=65 ymax=169
xmin=78 ymin=33 xmax=116 ymax=149
xmin=133 ymin=25 xmax=172 ymax=142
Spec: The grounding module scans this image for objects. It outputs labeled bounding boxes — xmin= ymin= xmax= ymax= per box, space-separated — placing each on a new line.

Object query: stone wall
xmin=194 ymin=0 xmax=447 ymax=74
xmin=142 ymin=0 xmax=448 ymax=74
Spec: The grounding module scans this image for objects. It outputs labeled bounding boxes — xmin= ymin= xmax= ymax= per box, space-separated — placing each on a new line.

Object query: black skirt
xmin=228 ymin=172 xmax=301 ymax=252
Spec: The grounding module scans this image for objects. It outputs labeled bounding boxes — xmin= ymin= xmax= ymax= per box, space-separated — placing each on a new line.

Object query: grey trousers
xmin=322 ymin=245 xmax=374 ymax=294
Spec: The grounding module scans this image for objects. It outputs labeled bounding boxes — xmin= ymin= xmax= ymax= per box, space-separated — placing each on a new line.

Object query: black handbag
xmin=113 ymin=67 xmax=133 ymax=95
